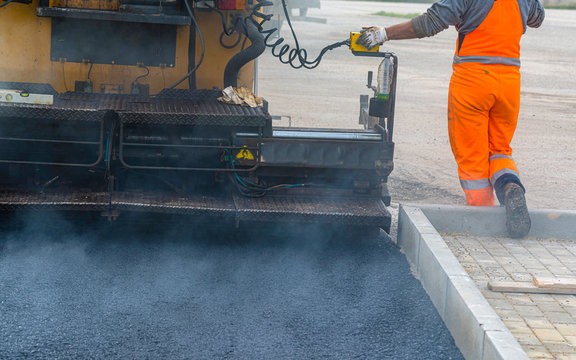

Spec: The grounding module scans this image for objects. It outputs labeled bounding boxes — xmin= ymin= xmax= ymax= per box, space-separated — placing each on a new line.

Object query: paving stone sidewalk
xmin=443 ymin=234 xmax=576 ymax=360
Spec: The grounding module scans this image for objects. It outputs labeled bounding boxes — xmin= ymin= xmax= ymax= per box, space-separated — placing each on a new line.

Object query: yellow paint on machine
xmin=0 ymin=2 xmax=255 ymax=94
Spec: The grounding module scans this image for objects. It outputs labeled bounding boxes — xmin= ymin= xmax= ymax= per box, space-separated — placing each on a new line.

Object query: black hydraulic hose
xmin=223 ymin=19 xmax=266 ymax=88
xmin=167 ymin=0 xmax=204 ymax=90
xmin=0 ymin=0 xmax=15 ymax=7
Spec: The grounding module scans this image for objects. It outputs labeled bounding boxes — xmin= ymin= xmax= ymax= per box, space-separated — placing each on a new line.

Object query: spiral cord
xmin=245 ymin=0 xmax=347 ymax=69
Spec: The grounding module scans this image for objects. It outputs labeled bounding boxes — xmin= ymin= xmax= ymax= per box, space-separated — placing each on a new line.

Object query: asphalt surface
xmin=0 ymin=213 xmax=464 ymax=359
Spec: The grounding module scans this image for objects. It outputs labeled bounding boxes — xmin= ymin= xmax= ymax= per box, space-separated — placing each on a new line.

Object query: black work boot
xmin=503 ymin=183 xmax=531 ymax=238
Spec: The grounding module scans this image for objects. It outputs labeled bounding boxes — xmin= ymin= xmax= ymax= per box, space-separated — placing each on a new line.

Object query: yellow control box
xmin=349 ymin=32 xmax=380 ymax=53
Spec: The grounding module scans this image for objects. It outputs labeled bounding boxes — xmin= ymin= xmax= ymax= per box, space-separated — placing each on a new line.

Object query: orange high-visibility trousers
xmin=448 ymin=63 xmax=521 ymax=206
xmin=448 ymin=0 xmax=524 ymax=206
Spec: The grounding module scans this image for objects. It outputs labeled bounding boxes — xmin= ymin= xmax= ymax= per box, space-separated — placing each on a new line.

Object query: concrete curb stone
xmin=398 ymin=204 xmax=529 ymax=360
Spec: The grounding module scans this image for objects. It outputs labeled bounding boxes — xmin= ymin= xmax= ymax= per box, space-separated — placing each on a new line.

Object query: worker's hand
xmin=357 ymin=26 xmax=388 ymax=50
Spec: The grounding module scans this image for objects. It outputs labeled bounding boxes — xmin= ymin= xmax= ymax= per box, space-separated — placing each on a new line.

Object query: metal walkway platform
xmin=0 ymin=191 xmax=391 ymax=230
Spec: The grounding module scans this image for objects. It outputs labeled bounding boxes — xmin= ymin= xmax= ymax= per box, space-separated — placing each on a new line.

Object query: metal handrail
xmin=0 ymin=121 xmax=105 ymax=167
xmin=118 ymin=122 xmax=262 ymax=172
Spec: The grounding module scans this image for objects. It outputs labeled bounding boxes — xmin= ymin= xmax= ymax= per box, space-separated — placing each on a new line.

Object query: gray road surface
xmin=0 ymin=213 xmax=463 ymax=359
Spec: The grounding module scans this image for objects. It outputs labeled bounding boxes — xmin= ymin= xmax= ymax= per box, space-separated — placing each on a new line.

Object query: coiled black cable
xmin=207 ymin=3 xmax=245 ymax=49
xmin=167 ymin=0 xmax=344 ymax=89
xmin=219 ymin=30 xmax=243 ymax=49
xmin=208 ymin=3 xmax=238 ymax=37
xmin=247 ymin=0 xmax=347 ymax=69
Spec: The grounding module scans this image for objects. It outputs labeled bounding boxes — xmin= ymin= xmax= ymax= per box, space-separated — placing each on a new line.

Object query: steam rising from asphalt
xmin=0 ymin=212 xmax=463 ymax=359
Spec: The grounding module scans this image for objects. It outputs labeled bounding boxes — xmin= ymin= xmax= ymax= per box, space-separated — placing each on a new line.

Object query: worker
xmin=357 ymin=0 xmax=544 ymax=238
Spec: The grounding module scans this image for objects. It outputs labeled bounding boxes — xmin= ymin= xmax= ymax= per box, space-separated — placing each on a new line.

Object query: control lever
xmin=367 ymin=71 xmax=377 ymax=91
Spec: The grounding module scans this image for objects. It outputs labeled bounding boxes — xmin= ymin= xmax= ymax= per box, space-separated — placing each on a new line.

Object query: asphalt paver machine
xmin=0 ymin=0 xmax=397 ymax=232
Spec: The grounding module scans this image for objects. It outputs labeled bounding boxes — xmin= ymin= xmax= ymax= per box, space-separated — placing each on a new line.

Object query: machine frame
xmin=0 ymin=0 xmax=397 ymax=232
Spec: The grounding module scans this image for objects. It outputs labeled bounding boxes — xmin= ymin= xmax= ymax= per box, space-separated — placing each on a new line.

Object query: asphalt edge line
xmin=398 ymin=204 xmax=529 ymax=360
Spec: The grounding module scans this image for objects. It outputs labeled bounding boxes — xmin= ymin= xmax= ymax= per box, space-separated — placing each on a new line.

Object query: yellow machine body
xmin=0 ymin=1 xmax=255 ymax=94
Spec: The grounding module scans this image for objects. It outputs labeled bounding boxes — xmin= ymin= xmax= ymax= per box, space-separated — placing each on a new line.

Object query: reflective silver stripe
xmin=453 ymin=55 xmax=521 ymax=67
xmin=489 ymin=154 xmax=514 ymax=161
xmin=460 ymin=178 xmax=491 ymax=190
xmin=491 ymin=168 xmax=519 ymax=185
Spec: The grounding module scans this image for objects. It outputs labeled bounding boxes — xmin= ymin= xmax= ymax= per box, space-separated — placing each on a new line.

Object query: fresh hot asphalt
xmin=0 ymin=213 xmax=463 ymax=359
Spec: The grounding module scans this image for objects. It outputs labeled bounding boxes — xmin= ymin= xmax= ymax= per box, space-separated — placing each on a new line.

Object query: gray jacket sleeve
xmin=526 ymin=0 xmax=545 ymax=28
xmin=410 ymin=0 xmax=471 ymax=38
xmin=410 ymin=0 xmax=541 ymax=38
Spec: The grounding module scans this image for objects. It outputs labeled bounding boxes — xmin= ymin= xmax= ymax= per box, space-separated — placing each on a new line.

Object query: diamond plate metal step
xmin=0 ymin=192 xmax=109 ymax=211
xmin=0 ymin=191 xmax=390 ymax=230
xmin=233 ymin=195 xmax=391 ymax=230
xmin=111 ymin=192 xmax=236 ymax=217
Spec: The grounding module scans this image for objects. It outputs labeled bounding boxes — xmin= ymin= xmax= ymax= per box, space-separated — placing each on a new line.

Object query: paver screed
xmin=443 ymin=234 xmax=576 ymax=360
